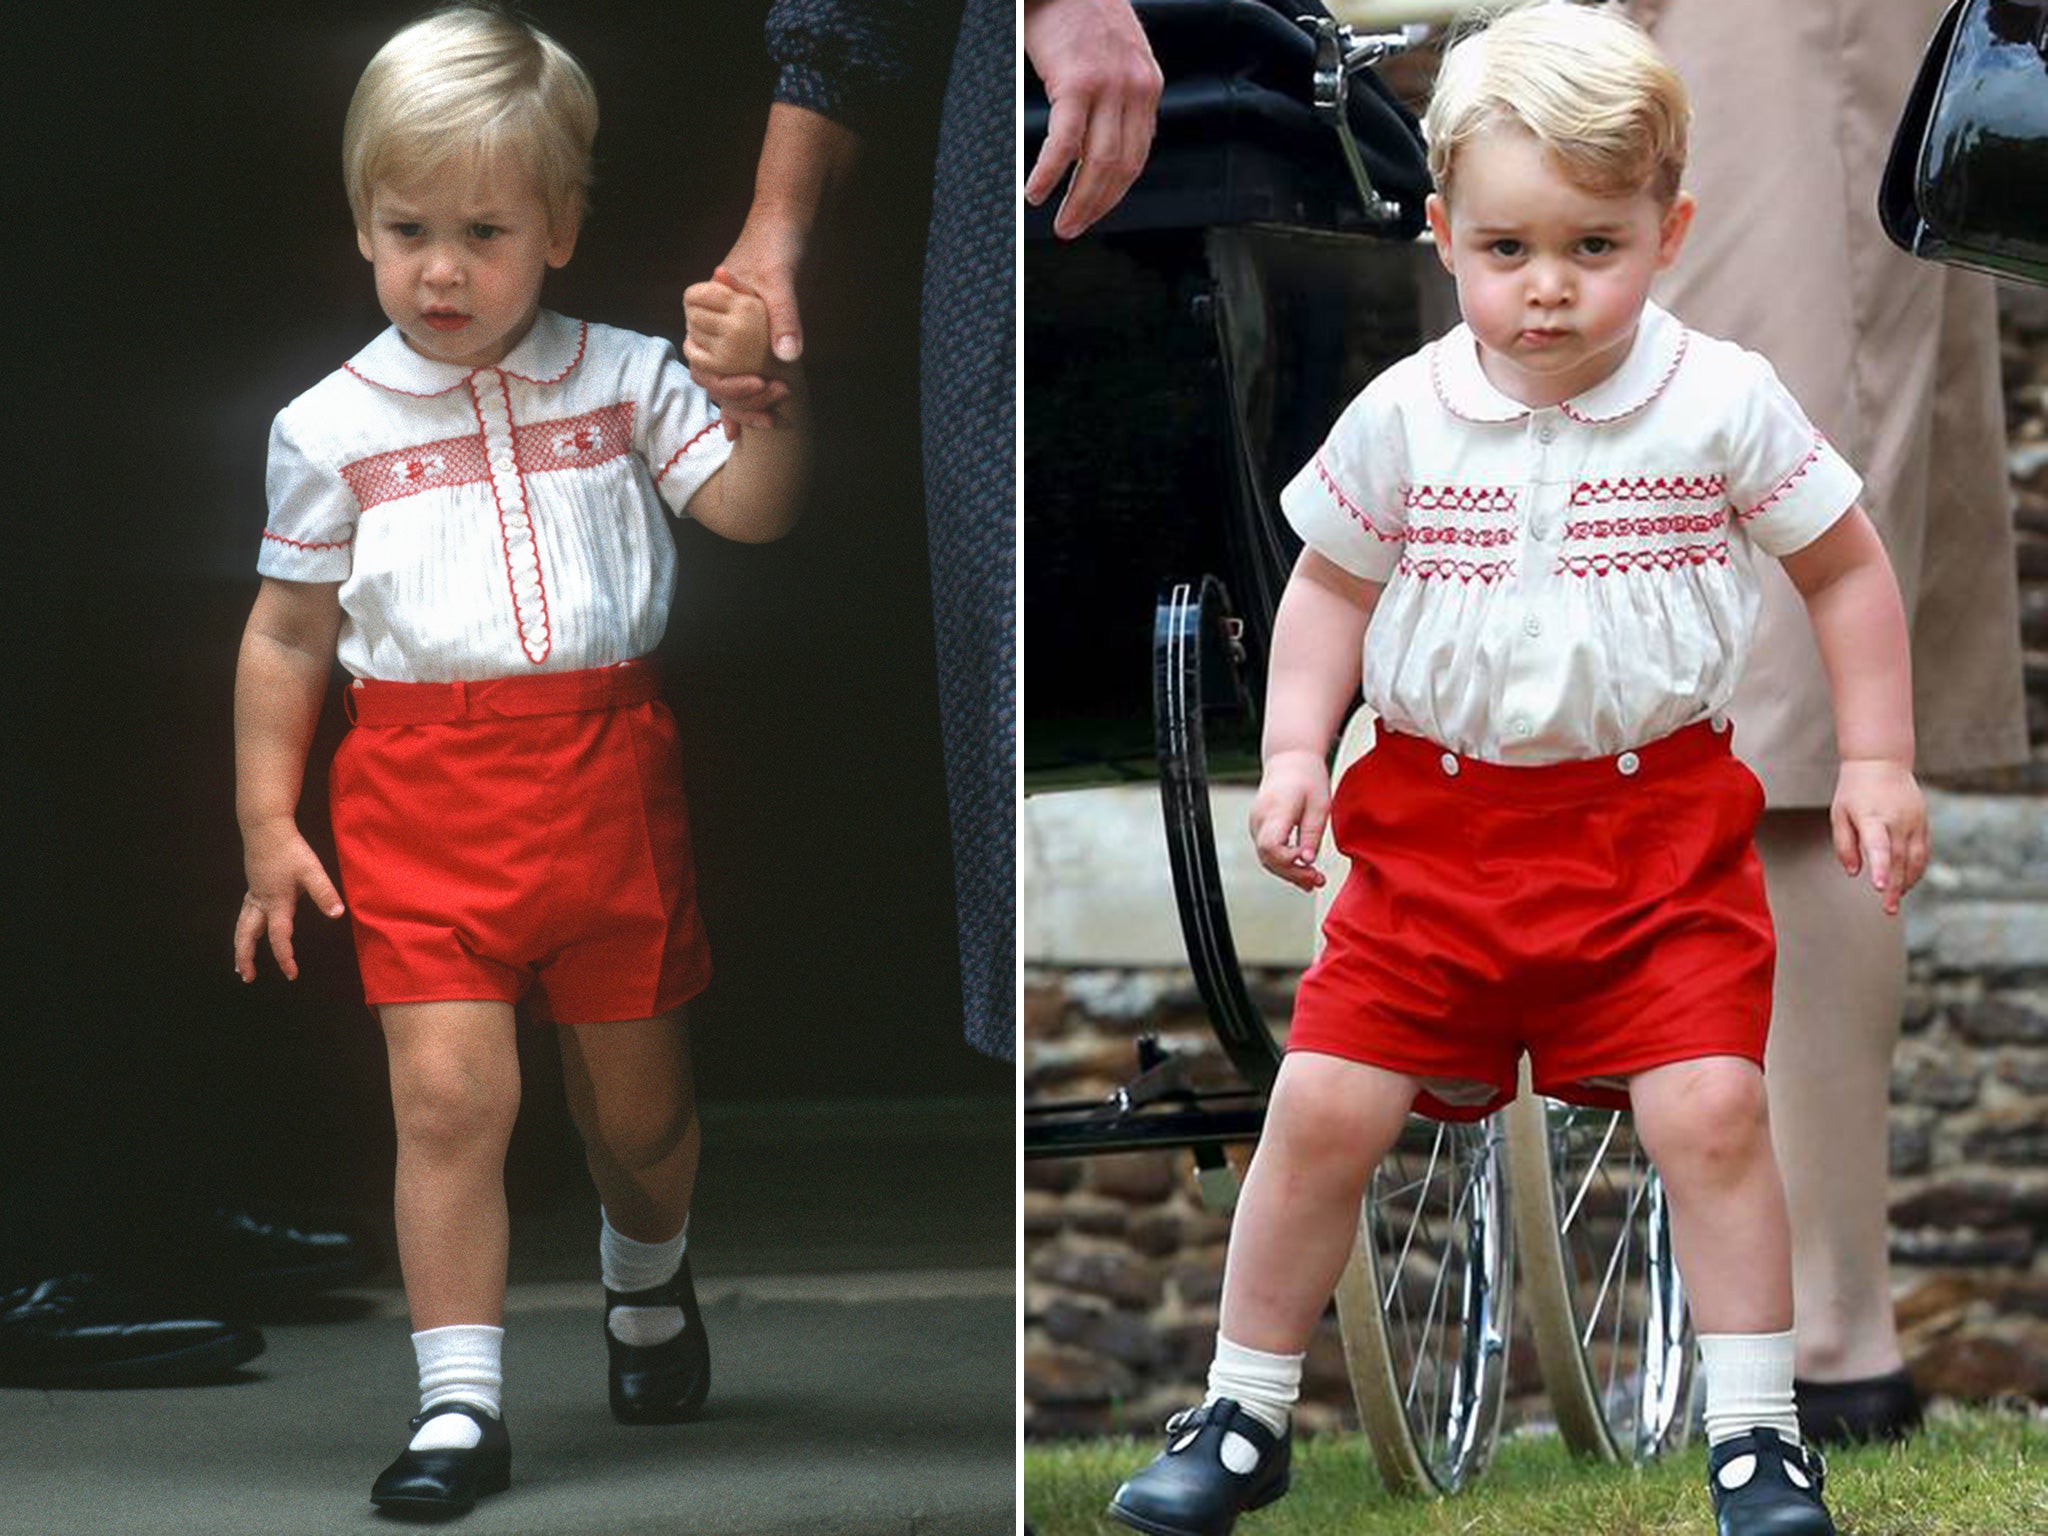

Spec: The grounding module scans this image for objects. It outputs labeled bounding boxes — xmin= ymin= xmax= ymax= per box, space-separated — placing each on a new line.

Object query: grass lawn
xmin=1025 ymin=1409 xmax=2045 ymax=1536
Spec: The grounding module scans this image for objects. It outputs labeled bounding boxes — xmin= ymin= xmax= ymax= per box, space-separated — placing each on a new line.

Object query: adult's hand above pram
xmin=1024 ymin=0 xmax=1165 ymax=239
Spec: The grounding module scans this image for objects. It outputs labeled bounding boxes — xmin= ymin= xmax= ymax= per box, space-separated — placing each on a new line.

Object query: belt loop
xmin=450 ymin=679 xmax=468 ymax=719
xmin=343 ymin=680 xmax=360 ymax=726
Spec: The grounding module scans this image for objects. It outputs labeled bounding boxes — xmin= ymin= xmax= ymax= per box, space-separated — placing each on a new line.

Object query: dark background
xmin=4 ymin=1 xmax=1005 ymax=1249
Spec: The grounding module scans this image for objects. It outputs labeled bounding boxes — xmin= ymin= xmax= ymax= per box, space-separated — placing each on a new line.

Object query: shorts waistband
xmin=1373 ymin=718 xmax=1733 ymax=800
xmin=345 ymin=658 xmax=663 ymax=728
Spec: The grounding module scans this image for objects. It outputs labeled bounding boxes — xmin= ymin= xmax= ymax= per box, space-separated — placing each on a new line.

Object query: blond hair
xmin=342 ymin=4 xmax=597 ymax=235
xmin=1424 ymin=3 xmax=1689 ymax=206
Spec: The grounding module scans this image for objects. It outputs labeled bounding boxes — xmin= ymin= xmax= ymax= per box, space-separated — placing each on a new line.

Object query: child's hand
xmin=1250 ymin=750 xmax=1332 ymax=892
xmin=1830 ymin=758 xmax=1929 ymax=916
xmin=234 ymin=818 xmax=344 ymax=982
xmin=687 ymin=268 xmax=797 ymax=436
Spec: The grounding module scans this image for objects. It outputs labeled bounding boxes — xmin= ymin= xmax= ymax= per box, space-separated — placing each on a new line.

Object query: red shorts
xmin=329 ymin=659 xmax=711 ymax=1024
xmin=1286 ymin=721 xmax=1775 ymax=1121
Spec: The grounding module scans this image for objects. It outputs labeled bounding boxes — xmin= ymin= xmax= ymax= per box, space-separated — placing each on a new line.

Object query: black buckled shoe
xmin=369 ymin=1401 xmax=510 ymax=1518
xmin=0 ymin=1274 xmax=265 ymax=1388
xmin=606 ymin=1255 xmax=709 ymax=1424
xmin=1108 ymin=1399 xmax=1291 ymax=1536
xmin=1708 ymin=1427 xmax=1835 ymax=1536
xmin=1795 ymin=1369 xmax=1923 ymax=1445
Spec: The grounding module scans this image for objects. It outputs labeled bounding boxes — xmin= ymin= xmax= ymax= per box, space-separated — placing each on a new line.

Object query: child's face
xmin=1425 ymin=128 xmax=1694 ymax=408
xmin=357 ymin=154 xmax=576 ymax=370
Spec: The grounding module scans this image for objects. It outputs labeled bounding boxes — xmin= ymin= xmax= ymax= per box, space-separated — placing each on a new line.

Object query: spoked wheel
xmin=1506 ymin=1083 xmax=1694 ymax=1462
xmin=1333 ymin=1113 xmax=1516 ymax=1495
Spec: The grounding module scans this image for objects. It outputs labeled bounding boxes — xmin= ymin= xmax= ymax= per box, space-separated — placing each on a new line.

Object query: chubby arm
xmin=1250 ymin=549 xmax=1384 ymax=891
xmin=233 ymin=576 xmax=346 ymax=980
xmin=1779 ymin=505 xmax=1927 ymax=913
xmin=683 ymin=277 xmax=808 ymax=542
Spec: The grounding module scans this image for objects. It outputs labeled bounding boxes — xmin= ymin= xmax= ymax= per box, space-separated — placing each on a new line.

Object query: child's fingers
xmin=1860 ymin=817 xmax=1895 ymax=909
xmin=1831 ymin=803 xmax=1861 ymax=876
xmin=265 ymin=905 xmax=299 ymax=982
xmin=302 ymin=862 xmax=345 ymax=920
xmin=683 ymin=279 xmax=740 ymax=313
xmin=234 ymin=899 xmax=265 ymax=982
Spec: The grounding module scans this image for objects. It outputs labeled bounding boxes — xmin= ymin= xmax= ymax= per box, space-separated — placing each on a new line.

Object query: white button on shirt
xmin=1281 ymin=303 xmax=1862 ymax=764
xmin=257 ymin=310 xmax=734 ymax=682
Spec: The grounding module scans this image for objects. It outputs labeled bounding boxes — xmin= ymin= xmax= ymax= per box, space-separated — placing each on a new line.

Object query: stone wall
xmin=1022 ymin=284 xmax=2048 ymax=1438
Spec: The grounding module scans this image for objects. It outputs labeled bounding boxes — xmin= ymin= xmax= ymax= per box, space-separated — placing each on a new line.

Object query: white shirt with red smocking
xmin=257 ymin=308 xmax=733 ymax=682
xmin=1280 ymin=302 xmax=1863 ymax=764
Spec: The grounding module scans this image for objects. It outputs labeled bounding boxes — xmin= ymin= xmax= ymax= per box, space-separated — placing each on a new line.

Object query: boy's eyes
xmin=380 ymin=221 xmax=504 ymax=240
xmin=1480 ymin=236 xmax=1618 ymax=258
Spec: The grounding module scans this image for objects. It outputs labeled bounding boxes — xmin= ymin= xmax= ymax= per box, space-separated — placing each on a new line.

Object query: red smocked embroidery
xmin=340 ymin=433 xmax=492 ymax=511
xmin=1568 ymin=474 xmax=1726 ymax=508
xmin=1562 ymin=512 xmax=1726 ymax=541
xmin=262 ymin=529 xmax=353 ymax=552
xmin=1737 ymin=433 xmax=1824 ymax=523
xmin=1402 ymin=483 xmax=1518 ymax=516
xmin=514 ymin=401 xmax=635 ymax=476
xmin=655 ymin=419 xmax=726 ymax=485
xmin=1398 ymin=555 xmax=1517 ymax=584
xmin=1556 ymin=541 xmax=1730 ymax=578
xmin=1405 ymin=524 xmax=1516 ymax=548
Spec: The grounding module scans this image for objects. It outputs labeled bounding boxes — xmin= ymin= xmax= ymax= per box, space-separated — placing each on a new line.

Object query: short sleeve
xmin=1724 ymin=352 xmax=1862 ymax=558
xmin=257 ymin=411 xmax=355 ymax=581
xmin=1278 ymin=376 xmax=1407 ymax=583
xmin=643 ymin=342 xmax=736 ymax=518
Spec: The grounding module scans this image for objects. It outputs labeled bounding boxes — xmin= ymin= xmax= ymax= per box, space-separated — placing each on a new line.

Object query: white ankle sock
xmin=1203 ymin=1334 xmax=1302 ymax=1471
xmin=410 ymin=1324 xmax=503 ymax=1450
xmin=601 ymin=1209 xmax=687 ymax=1347
xmin=1700 ymin=1330 xmax=1801 ymax=1449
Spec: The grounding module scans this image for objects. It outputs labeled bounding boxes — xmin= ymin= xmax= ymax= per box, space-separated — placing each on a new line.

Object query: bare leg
xmin=1218 ymin=1054 xmax=1418 ymax=1352
xmin=1630 ymin=1056 xmax=1792 ymax=1334
xmin=380 ymin=1000 xmax=522 ymax=1330
xmin=557 ymin=1008 xmax=697 ymax=1242
xmin=1755 ymin=807 xmax=1907 ymax=1381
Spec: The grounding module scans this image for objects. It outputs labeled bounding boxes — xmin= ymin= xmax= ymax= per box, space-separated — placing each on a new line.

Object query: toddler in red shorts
xmin=1109 ymin=10 xmax=1927 ymax=1536
xmin=229 ymin=5 xmax=804 ymax=1517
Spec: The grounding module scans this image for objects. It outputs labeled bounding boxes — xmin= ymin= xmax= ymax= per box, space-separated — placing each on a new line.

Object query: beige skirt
xmin=1644 ymin=0 xmax=2028 ymax=805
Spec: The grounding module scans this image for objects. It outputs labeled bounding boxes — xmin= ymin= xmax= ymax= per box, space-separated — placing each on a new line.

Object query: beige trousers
xmin=1646 ymin=0 xmax=2028 ymax=1379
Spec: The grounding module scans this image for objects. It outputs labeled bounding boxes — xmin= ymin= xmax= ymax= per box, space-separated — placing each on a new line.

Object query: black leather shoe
xmin=1708 ymin=1428 xmax=1835 ymax=1536
xmin=370 ymin=1402 xmax=511 ymax=1517
xmin=0 ymin=1274 xmax=265 ymax=1388
xmin=606 ymin=1255 xmax=710 ymax=1424
xmin=154 ymin=1204 xmax=375 ymax=1303
xmin=1796 ymin=1369 xmax=1923 ymax=1445
xmin=1108 ymin=1399 xmax=1291 ymax=1536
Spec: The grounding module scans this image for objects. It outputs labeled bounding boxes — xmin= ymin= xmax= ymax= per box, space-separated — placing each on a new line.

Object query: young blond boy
xmin=1111 ymin=11 xmax=1925 ymax=1536
xmin=232 ymin=4 xmax=801 ymax=1515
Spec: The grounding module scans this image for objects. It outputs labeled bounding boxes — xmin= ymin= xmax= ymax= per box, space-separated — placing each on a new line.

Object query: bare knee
xmin=1635 ymin=1060 xmax=1773 ymax=1186
xmin=580 ymin=1095 xmax=692 ymax=1176
xmin=393 ymin=1057 xmax=520 ymax=1162
xmin=1261 ymin=1058 xmax=1411 ymax=1180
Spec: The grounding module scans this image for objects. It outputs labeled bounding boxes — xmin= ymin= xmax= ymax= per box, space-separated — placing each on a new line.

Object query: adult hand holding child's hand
xmin=685 ymin=268 xmax=801 ymax=437
xmin=1250 ymin=750 xmax=1332 ymax=892
xmin=234 ymin=819 xmax=345 ymax=982
xmin=1830 ymin=758 xmax=1930 ymax=916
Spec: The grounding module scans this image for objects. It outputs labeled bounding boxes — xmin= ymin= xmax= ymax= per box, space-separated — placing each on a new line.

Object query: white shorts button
xmin=1511 ymin=717 xmax=1531 ymax=738
xmin=1440 ymin=752 xmax=1461 ymax=777
xmin=1617 ymin=751 xmax=1641 ymax=776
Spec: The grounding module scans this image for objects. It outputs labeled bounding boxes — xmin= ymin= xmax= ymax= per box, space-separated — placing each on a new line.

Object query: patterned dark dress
xmin=767 ymin=0 xmax=1015 ymax=1059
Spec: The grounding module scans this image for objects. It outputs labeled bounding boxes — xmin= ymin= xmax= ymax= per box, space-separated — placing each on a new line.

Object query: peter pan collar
xmin=1428 ymin=301 xmax=1689 ymax=426
xmin=343 ymin=308 xmax=589 ymax=396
